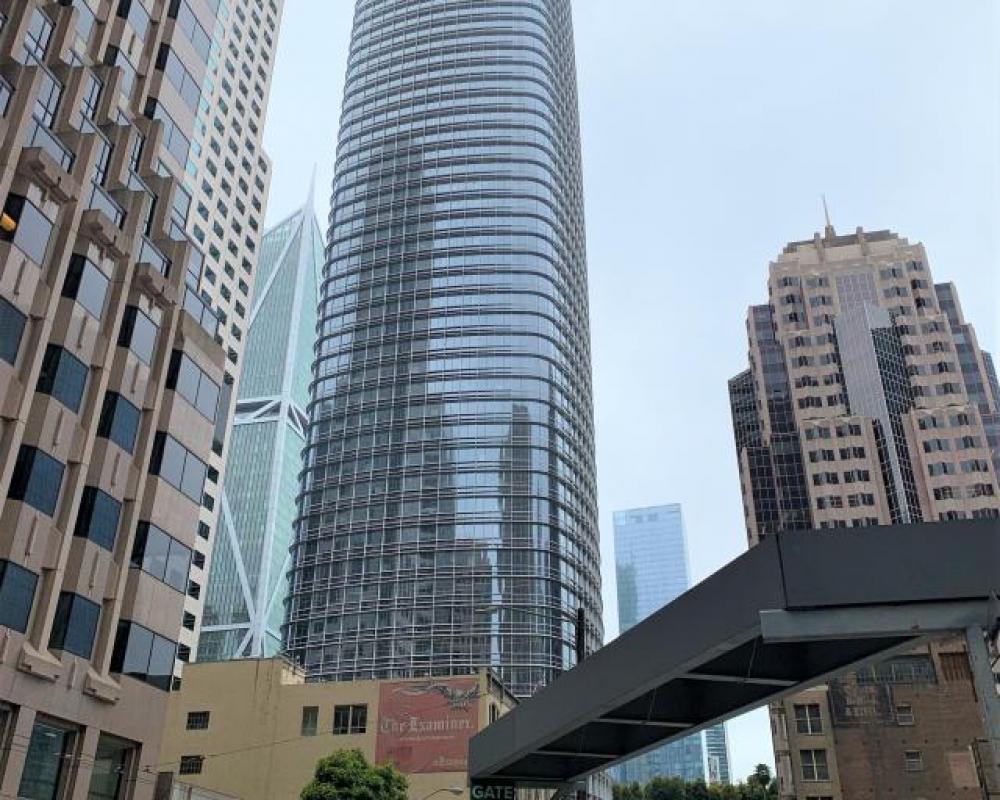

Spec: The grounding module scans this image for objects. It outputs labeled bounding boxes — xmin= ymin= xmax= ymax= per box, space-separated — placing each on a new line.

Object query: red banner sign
xmin=376 ymin=678 xmax=480 ymax=773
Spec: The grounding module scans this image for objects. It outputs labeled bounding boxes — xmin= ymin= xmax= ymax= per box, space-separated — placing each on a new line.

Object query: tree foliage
xmin=612 ymin=765 xmax=778 ymax=800
xmin=300 ymin=749 xmax=409 ymax=800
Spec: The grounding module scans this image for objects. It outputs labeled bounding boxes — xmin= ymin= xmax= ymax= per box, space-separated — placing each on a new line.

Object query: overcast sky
xmin=262 ymin=0 xmax=1000 ymax=780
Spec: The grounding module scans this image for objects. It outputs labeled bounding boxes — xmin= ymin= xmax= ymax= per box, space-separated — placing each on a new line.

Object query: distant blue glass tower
xmin=614 ymin=504 xmax=731 ymax=785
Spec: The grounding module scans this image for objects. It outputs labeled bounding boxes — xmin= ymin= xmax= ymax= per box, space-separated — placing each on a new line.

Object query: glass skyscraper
xmin=285 ymin=0 xmax=603 ymax=698
xmin=200 ymin=193 xmax=324 ymax=661
xmin=614 ymin=504 xmax=731 ymax=785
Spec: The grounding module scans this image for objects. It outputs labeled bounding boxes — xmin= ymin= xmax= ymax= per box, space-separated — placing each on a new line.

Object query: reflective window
xmin=36 ymin=345 xmax=88 ymax=412
xmin=18 ymin=719 xmax=75 ymax=800
xmin=87 ymin=734 xmax=137 ymax=800
xmin=62 ymin=254 xmax=109 ymax=318
xmin=149 ymin=432 xmax=207 ymax=502
xmin=155 ymin=45 xmax=201 ymax=111
xmin=0 ymin=296 xmax=26 ymax=364
xmin=1 ymin=194 xmax=53 ymax=265
xmin=8 ymin=446 xmax=64 ymax=516
xmin=49 ymin=592 xmax=100 ymax=658
xmin=167 ymin=351 xmax=220 ymax=421
xmin=118 ymin=306 xmax=158 ymax=364
xmin=73 ymin=487 xmax=121 ymax=550
xmin=115 ymin=0 xmax=150 ymax=39
xmin=110 ymin=620 xmax=176 ymax=690
xmin=168 ymin=0 xmax=211 ymax=62
xmin=22 ymin=9 xmax=53 ymax=61
xmin=0 ymin=559 xmax=38 ymax=632
xmin=97 ymin=393 xmax=140 ymax=454
xmin=143 ymin=99 xmax=190 ymax=166
xmin=131 ymin=521 xmax=190 ymax=592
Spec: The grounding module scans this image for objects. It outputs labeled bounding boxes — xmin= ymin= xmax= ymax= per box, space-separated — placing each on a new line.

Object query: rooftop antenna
xmin=822 ymin=194 xmax=835 ymax=238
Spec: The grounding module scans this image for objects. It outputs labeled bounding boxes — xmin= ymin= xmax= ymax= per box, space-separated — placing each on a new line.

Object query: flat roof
xmin=469 ymin=520 xmax=999 ymax=785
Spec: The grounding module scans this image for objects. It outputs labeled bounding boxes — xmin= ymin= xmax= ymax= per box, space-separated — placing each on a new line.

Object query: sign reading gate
xmin=470 ymin=781 xmax=518 ymax=800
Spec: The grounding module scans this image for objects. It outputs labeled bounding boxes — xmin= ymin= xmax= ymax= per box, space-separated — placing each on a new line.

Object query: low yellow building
xmin=157 ymin=658 xmax=516 ymax=800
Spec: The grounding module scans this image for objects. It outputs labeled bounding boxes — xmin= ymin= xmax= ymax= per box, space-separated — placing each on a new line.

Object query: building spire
xmin=305 ymin=164 xmax=317 ymax=215
xmin=822 ymin=194 xmax=835 ymax=238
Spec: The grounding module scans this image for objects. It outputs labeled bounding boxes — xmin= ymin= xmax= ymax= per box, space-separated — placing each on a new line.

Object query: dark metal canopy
xmin=469 ymin=520 xmax=1000 ymax=785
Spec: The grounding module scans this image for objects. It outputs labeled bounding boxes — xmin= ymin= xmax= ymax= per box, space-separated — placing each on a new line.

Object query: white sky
xmin=262 ymin=0 xmax=1000 ymax=781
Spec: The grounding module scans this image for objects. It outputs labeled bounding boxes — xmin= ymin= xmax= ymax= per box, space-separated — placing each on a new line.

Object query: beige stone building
xmin=158 ymin=658 xmax=517 ymax=800
xmin=729 ymin=222 xmax=1000 ymax=799
xmin=0 ymin=0 xmax=279 ymax=797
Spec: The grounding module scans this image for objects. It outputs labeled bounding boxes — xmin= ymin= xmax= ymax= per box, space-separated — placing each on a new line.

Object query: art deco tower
xmin=285 ymin=0 xmax=603 ymax=698
xmin=729 ymin=223 xmax=999 ymax=799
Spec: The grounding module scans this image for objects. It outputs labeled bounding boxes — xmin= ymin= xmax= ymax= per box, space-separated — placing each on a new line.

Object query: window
xmin=118 ymin=306 xmax=158 ymax=364
xmin=896 ymin=704 xmax=915 ymax=726
xmin=18 ymin=718 xmax=76 ymax=800
xmin=8 ymin=446 xmax=64 ymax=516
xmin=0 ymin=296 xmax=26 ymax=364
xmin=49 ymin=592 xmax=100 ymax=659
xmin=87 ymin=734 xmax=137 ymax=800
xmin=179 ymin=755 xmax=204 ymax=775
xmin=150 ymin=432 xmax=207 ymax=502
xmin=116 ymin=0 xmax=151 ymax=38
xmin=904 ymin=750 xmax=924 ymax=772
xmin=167 ymin=351 xmax=220 ymax=421
xmin=131 ymin=522 xmax=191 ymax=592
xmin=110 ymin=620 xmax=176 ymax=690
xmin=62 ymin=255 xmax=109 ymax=318
xmin=73 ymin=487 xmax=121 ymax=550
xmin=333 ymin=704 xmax=367 ymax=734
xmin=301 ymin=706 xmax=318 ymax=736
xmin=794 ymin=703 xmax=823 ymax=735
xmin=97 ymin=393 xmax=141 ymax=454
xmin=155 ymin=45 xmax=201 ymax=110
xmin=143 ymin=99 xmax=190 ymax=166
xmin=856 ymin=655 xmax=937 ymax=685
xmin=1 ymin=193 xmax=53 ymax=265
xmin=186 ymin=711 xmax=210 ymax=730
xmin=0 ymin=559 xmax=38 ymax=633
xmin=36 ymin=345 xmax=88 ymax=412
xmin=800 ymin=749 xmax=830 ymax=782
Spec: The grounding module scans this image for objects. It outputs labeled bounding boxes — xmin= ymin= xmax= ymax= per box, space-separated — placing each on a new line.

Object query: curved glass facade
xmin=285 ymin=0 xmax=602 ymax=697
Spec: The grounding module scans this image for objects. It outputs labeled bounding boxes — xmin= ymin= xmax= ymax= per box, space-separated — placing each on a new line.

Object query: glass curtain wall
xmin=286 ymin=0 xmax=602 ymax=697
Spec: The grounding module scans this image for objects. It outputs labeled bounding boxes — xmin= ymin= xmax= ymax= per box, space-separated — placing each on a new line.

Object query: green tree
xmin=645 ymin=776 xmax=688 ymax=800
xmin=300 ymin=749 xmax=408 ymax=800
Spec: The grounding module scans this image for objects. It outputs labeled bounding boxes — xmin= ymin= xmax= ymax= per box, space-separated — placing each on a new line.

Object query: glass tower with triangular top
xmin=198 ymin=191 xmax=323 ymax=661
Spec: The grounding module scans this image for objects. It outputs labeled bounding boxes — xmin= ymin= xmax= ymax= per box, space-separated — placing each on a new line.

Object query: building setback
xmin=728 ymin=222 xmax=1000 ymax=799
xmin=285 ymin=0 xmax=603 ymax=700
xmin=199 ymin=193 xmax=323 ymax=660
xmin=613 ymin=504 xmax=731 ymax=786
xmin=0 ymin=0 xmax=252 ymax=796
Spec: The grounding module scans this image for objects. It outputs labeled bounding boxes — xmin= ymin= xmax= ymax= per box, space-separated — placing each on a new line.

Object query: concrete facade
xmin=729 ymin=223 xmax=998 ymax=799
xmin=0 ymin=0 xmax=279 ymax=797
xmin=158 ymin=658 xmax=517 ymax=800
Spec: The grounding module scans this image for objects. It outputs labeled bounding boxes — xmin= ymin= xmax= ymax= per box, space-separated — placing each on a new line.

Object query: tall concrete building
xmin=180 ymin=0 xmax=284 ymax=662
xmin=613 ymin=504 xmax=731 ymax=785
xmin=285 ymin=0 xmax=603 ymax=701
xmin=729 ymin=221 xmax=999 ymax=799
xmin=0 ymin=0 xmax=231 ymax=796
xmin=199 ymin=192 xmax=322 ymax=661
